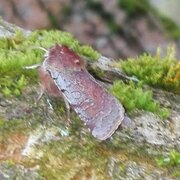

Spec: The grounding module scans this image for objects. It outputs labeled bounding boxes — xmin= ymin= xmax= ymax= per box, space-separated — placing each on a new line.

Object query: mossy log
xmin=0 ymin=18 xmax=180 ymax=180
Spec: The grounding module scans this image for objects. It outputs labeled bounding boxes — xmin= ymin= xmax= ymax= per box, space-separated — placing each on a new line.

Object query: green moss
xmin=39 ymin=138 xmax=108 ymax=179
xmin=119 ymin=47 xmax=180 ymax=93
xmin=0 ymin=75 xmax=27 ymax=97
xmin=0 ymin=30 xmax=100 ymax=76
xmin=111 ymin=80 xmax=169 ymax=119
xmin=156 ymin=150 xmax=180 ymax=167
xmin=0 ymin=30 xmax=100 ymax=96
xmin=0 ymin=118 xmax=5 ymax=126
xmin=173 ymin=170 xmax=180 ymax=178
xmin=159 ymin=16 xmax=180 ymax=39
xmin=77 ymin=45 xmax=100 ymax=59
xmin=164 ymin=62 xmax=180 ymax=92
xmin=1 ymin=160 xmax=16 ymax=167
xmin=0 ymin=118 xmax=28 ymax=139
xmin=118 ymin=0 xmax=151 ymax=17
xmin=37 ymin=130 xmax=163 ymax=179
xmin=156 ymin=150 xmax=180 ymax=178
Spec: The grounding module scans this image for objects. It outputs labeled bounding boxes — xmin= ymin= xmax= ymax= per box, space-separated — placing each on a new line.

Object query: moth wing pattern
xmin=42 ymin=45 xmax=125 ymax=140
xmin=49 ymin=70 xmax=125 ymax=140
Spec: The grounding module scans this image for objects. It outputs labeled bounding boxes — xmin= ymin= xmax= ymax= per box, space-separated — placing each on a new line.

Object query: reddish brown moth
xmin=39 ymin=45 xmax=125 ymax=140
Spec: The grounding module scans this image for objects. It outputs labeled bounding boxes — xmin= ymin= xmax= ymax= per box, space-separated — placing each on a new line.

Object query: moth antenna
xmin=23 ymin=46 xmax=48 ymax=70
xmin=30 ymin=46 xmax=48 ymax=53
xmin=23 ymin=63 xmax=41 ymax=70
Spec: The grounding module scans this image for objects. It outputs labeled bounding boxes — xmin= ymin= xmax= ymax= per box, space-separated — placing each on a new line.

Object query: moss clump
xmin=164 ymin=61 xmax=180 ymax=91
xmin=0 ymin=30 xmax=100 ymax=96
xmin=156 ymin=150 xmax=180 ymax=167
xmin=0 ymin=30 xmax=100 ymax=79
xmin=159 ymin=16 xmax=180 ymax=40
xmin=111 ymin=80 xmax=169 ymax=119
xmin=119 ymin=47 xmax=180 ymax=94
xmin=0 ymin=75 xmax=27 ymax=97
xmin=118 ymin=0 xmax=151 ymax=17
xmin=77 ymin=44 xmax=100 ymax=59
xmin=156 ymin=150 xmax=180 ymax=178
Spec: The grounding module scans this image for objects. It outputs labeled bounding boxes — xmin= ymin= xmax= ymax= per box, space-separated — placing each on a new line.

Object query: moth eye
xmin=74 ymin=59 xmax=80 ymax=65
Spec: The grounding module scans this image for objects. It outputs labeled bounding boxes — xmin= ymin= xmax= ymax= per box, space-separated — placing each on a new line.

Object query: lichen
xmin=32 ymin=131 xmax=165 ymax=179
xmin=0 ymin=160 xmax=43 ymax=179
xmin=38 ymin=137 xmax=108 ymax=179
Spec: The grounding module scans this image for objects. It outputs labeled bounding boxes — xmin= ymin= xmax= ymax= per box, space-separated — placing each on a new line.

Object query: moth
xmin=38 ymin=44 xmax=125 ymax=140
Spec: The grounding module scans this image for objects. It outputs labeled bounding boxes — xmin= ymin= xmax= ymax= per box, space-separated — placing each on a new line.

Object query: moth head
xmin=45 ymin=44 xmax=86 ymax=71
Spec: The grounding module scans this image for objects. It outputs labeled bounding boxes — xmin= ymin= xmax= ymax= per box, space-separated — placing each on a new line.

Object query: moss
xmin=0 ymin=118 xmax=28 ymax=141
xmin=0 ymin=30 xmax=100 ymax=96
xmin=156 ymin=150 xmax=180 ymax=178
xmin=77 ymin=44 xmax=100 ymax=59
xmin=164 ymin=61 xmax=180 ymax=92
xmin=118 ymin=0 xmax=151 ymax=17
xmin=0 ymin=30 xmax=100 ymax=76
xmin=0 ymin=75 xmax=27 ymax=97
xmin=118 ymin=47 xmax=180 ymax=94
xmin=173 ymin=170 xmax=180 ymax=178
xmin=38 ymin=138 xmax=108 ymax=179
xmin=111 ymin=80 xmax=169 ymax=119
xmin=1 ymin=160 xmax=16 ymax=167
xmin=159 ymin=16 xmax=180 ymax=40
xmin=37 ymin=130 xmax=165 ymax=179
xmin=37 ymin=131 xmax=155 ymax=179
xmin=156 ymin=150 xmax=180 ymax=167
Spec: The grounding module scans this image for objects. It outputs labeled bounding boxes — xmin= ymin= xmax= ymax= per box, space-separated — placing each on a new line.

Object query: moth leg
xmin=35 ymin=84 xmax=45 ymax=104
xmin=38 ymin=88 xmax=44 ymax=102
xmin=62 ymin=94 xmax=71 ymax=123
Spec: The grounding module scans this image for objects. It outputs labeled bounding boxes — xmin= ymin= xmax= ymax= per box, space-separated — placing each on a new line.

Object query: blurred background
xmin=0 ymin=0 xmax=180 ymax=59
